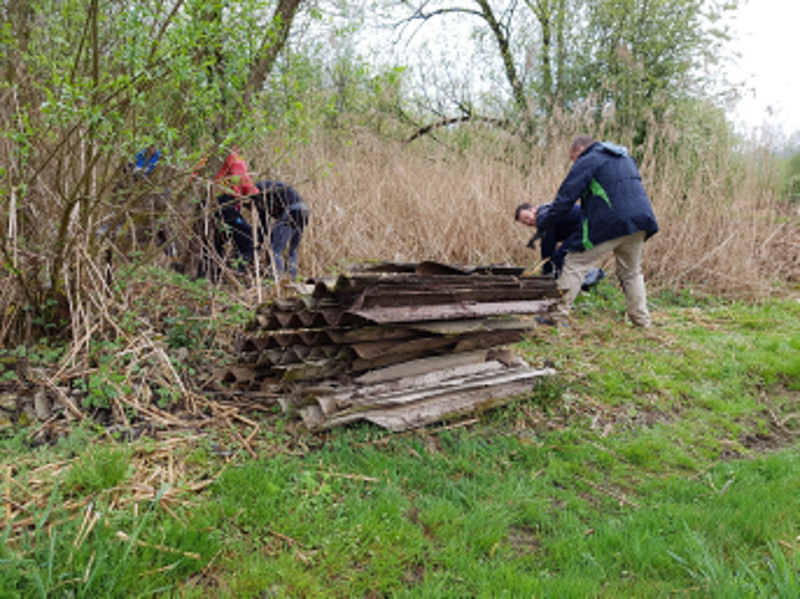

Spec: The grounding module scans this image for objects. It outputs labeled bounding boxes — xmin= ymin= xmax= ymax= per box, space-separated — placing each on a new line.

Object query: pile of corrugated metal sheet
xmin=221 ymin=261 xmax=562 ymax=431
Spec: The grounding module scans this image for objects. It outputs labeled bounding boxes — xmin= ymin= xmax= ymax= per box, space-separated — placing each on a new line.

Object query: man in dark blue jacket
xmin=536 ymin=135 xmax=659 ymax=327
xmin=515 ymin=201 xmax=604 ymax=289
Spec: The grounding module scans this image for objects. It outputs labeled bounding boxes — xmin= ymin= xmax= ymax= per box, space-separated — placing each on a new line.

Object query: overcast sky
xmin=725 ymin=0 xmax=800 ymax=136
xmin=353 ymin=1 xmax=798 ymax=138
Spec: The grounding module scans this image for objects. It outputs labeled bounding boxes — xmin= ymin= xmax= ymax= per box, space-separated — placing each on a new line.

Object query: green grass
xmin=1 ymin=283 xmax=798 ymax=597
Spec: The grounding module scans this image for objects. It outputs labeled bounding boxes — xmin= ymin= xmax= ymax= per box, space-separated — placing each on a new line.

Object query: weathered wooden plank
xmin=319 ymin=365 xmax=551 ymax=417
xmin=315 ymin=360 xmax=507 ymax=416
xmin=407 ymin=317 xmax=534 ymax=335
xmin=350 ymin=299 xmax=560 ymax=324
xmin=350 ymin=334 xmax=455 ymax=360
xmin=354 ymin=349 xmax=490 ymax=385
xmin=317 ymin=368 xmax=557 ymax=431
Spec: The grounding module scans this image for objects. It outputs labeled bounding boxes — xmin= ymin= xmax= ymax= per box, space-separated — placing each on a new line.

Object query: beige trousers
xmin=557 ymin=230 xmax=651 ymax=327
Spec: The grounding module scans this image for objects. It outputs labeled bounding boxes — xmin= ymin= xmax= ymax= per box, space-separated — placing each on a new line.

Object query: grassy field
xmin=2 ymin=40 xmax=799 ymax=597
xmin=2 ymin=281 xmax=798 ymax=597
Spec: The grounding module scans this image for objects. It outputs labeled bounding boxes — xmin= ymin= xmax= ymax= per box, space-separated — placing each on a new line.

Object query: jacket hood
xmin=596 ymin=141 xmax=629 ymax=157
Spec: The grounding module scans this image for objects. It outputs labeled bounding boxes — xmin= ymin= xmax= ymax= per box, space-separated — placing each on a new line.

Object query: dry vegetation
xmin=1 ymin=117 xmax=798 ymax=353
xmin=273 ymin=126 xmax=799 ymax=297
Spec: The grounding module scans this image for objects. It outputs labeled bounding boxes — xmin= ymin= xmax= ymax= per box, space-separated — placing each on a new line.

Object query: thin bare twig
xmin=573 ymin=474 xmax=640 ymax=509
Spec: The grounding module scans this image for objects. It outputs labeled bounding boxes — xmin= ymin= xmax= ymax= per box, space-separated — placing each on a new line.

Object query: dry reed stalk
xmin=116 ymin=530 xmax=202 ymax=560
xmin=267 ymin=527 xmax=305 ymax=547
xmin=70 ymin=504 xmax=101 ymax=556
xmin=573 ymin=473 xmax=641 ymax=509
xmin=316 ymin=471 xmax=379 ymax=483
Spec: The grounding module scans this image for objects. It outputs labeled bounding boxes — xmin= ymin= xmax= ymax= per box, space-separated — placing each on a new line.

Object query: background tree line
xmin=0 ymin=0 xmax=796 ymax=349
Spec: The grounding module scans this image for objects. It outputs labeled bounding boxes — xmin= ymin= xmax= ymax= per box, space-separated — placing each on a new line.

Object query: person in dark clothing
xmin=515 ymin=201 xmax=605 ymax=289
xmin=213 ymin=149 xmax=258 ymax=265
xmin=536 ymin=135 xmax=659 ymax=327
xmin=252 ymin=180 xmax=309 ymax=279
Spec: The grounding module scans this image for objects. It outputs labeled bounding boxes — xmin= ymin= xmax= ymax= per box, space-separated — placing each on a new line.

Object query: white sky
xmin=725 ymin=0 xmax=800 ymax=136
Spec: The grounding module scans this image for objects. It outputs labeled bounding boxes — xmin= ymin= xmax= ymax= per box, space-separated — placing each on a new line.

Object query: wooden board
xmin=350 ymin=299 xmax=559 ymax=324
xmin=300 ymin=365 xmax=556 ymax=431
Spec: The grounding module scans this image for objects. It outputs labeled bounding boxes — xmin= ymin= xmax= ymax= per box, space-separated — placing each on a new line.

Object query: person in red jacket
xmin=214 ymin=148 xmax=258 ymax=266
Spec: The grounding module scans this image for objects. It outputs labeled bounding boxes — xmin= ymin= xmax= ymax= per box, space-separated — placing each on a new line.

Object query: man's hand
xmin=526 ymin=230 xmax=543 ymax=249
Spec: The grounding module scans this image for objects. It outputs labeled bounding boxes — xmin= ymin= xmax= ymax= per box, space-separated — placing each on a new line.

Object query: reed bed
xmin=0 ymin=118 xmax=797 ymax=352
xmin=264 ymin=127 xmax=798 ymax=298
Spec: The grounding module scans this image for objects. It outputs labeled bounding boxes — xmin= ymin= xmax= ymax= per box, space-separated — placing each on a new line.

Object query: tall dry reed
xmin=1 ymin=116 xmax=797 ymax=349
xmin=259 ymin=126 xmax=798 ymax=299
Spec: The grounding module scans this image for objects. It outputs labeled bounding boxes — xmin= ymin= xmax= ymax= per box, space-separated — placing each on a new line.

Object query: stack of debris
xmin=221 ymin=262 xmax=563 ymax=431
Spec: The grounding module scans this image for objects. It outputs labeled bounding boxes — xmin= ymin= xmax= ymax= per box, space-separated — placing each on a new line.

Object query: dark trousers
xmin=540 ymin=229 xmax=582 ymax=278
xmin=216 ymin=194 xmax=254 ymax=264
xmin=267 ymin=205 xmax=308 ymax=279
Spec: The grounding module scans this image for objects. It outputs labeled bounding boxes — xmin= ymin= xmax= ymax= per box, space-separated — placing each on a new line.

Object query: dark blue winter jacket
xmin=537 ymin=142 xmax=658 ymax=250
xmin=534 ymin=203 xmax=582 ymax=275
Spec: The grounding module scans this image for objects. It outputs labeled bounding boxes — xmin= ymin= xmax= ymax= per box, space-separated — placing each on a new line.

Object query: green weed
xmin=1 ymin=295 xmax=798 ymax=596
xmin=63 ymin=443 xmax=131 ymax=495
